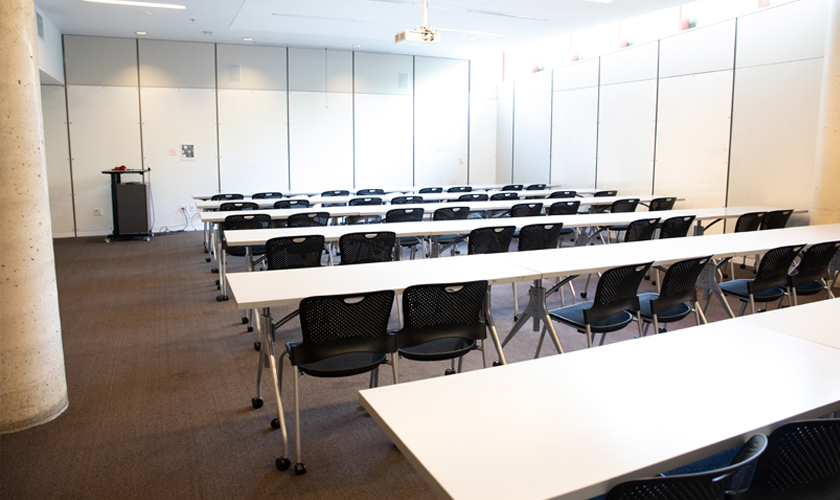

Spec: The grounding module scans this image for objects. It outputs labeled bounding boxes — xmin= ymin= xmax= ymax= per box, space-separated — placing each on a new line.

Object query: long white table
xmin=736 ymin=297 xmax=840 ymax=349
xmin=191 ymin=184 xmax=570 ymax=201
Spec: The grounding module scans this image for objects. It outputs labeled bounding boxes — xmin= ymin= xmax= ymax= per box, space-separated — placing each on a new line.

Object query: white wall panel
xmin=596 ymin=80 xmax=657 ymax=194
xmin=139 ymin=40 xmax=215 ymax=89
xmin=64 ymin=36 xmax=138 ymax=87
xmin=140 ymin=88 xmax=218 ymax=231
xmin=354 ymin=94 xmax=413 ymax=188
xmin=354 ymin=53 xmax=413 ymax=96
xmin=217 ymin=45 xmax=287 ymax=91
xmin=654 ymin=71 xmax=733 ymax=210
xmin=600 ymin=42 xmax=659 ymax=85
xmin=496 ymin=82 xmax=513 ymax=184
xmin=414 ymin=57 xmax=469 ymax=186
xmin=36 ymin=7 xmax=65 ymax=85
xmin=288 ymin=92 xmax=353 ymax=190
xmin=728 ymin=58 xmax=823 ymax=221
xmin=41 ymin=86 xmax=74 ymax=237
xmin=218 ymin=90 xmax=289 ymax=194
xmin=659 ymin=20 xmax=735 ymax=78
xmin=513 ymin=72 xmax=552 ymax=184
xmin=67 ymin=85 xmax=142 ymax=236
xmin=551 ymin=87 xmax=598 ymax=188
xmin=469 ymin=97 xmax=497 ymax=184
xmin=736 ymin=0 xmax=827 ymax=68
xmin=288 ymin=48 xmax=352 ymax=93
xmin=553 ymin=58 xmax=599 ymax=92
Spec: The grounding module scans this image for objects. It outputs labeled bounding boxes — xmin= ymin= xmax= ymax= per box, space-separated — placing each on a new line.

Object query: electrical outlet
xmin=93 ymin=208 xmax=102 ymax=216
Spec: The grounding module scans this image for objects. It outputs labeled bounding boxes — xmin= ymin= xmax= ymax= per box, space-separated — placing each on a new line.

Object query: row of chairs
xmin=209 ymin=184 xmax=556 ymax=202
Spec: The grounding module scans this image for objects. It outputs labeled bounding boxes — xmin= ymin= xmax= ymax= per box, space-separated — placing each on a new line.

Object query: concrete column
xmin=812 ymin=0 xmax=840 ymax=225
xmin=0 ymin=0 xmax=69 ymax=433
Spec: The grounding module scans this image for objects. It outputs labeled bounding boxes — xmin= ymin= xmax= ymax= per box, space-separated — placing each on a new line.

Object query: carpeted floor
xmin=1 ymin=231 xmax=829 ymax=500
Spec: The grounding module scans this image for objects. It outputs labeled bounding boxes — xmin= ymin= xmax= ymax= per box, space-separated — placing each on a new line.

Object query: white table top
xmin=359 ymin=322 xmax=840 ymax=500
xmin=735 ymin=297 xmax=840 ymax=350
xmin=192 ymin=184 xmax=570 ymax=200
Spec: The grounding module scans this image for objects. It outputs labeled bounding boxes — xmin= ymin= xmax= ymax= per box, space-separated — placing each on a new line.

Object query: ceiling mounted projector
xmin=395 ymin=0 xmax=440 ymax=43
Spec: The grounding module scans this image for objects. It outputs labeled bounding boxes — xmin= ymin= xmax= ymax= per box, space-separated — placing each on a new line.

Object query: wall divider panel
xmin=551 ymin=58 xmax=599 ymax=188
xmin=512 ymin=70 xmax=552 ymax=184
xmin=495 ymin=82 xmax=514 ymax=185
xmin=40 ymin=85 xmax=74 ymax=237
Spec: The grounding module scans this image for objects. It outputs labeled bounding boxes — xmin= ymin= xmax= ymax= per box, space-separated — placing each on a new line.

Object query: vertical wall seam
xmin=594 ymin=57 xmax=602 ymax=189
xmin=286 ymin=47 xmax=292 ymax=190
xmin=412 ymin=56 xmax=416 ymax=186
xmin=651 ymin=40 xmax=661 ymax=196
xmin=352 ymin=51 xmax=356 ymax=189
xmin=510 ymin=81 xmax=516 ymax=183
xmin=725 ymin=18 xmax=739 ymax=213
xmin=213 ymin=43 xmax=221 ymax=191
xmin=466 ymin=59 xmax=471 ymax=184
xmin=548 ymin=69 xmax=554 ymax=184
xmin=61 ymin=35 xmax=78 ymax=237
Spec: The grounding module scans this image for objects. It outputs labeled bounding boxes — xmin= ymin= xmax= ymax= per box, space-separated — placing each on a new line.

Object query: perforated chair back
xmin=223 ymin=214 xmax=272 ymax=256
xmin=265 ymin=235 xmax=325 ymax=270
xmin=447 ymin=186 xmax=472 ymax=193
xmin=356 ymin=188 xmax=385 ymax=196
xmin=396 ymin=281 xmax=488 ymax=350
xmin=348 ymin=197 xmax=382 ymax=206
xmin=734 ymin=212 xmax=766 ymax=233
xmin=457 ymin=193 xmax=488 ymax=202
xmin=287 ymin=212 xmax=330 ymax=227
xmin=761 ymin=209 xmax=793 ymax=230
xmin=468 ymin=226 xmax=515 ymax=255
xmin=660 ymin=215 xmax=696 ymax=239
xmin=491 ymin=192 xmax=520 ymax=201
xmin=211 ymin=193 xmax=243 ymax=201
xmin=338 ymin=232 xmax=396 ymax=265
xmin=526 ymin=183 xmax=546 ymax=190
xmin=518 ymin=224 xmax=564 ymax=251
xmin=419 ymin=187 xmax=442 ymax=193
xmin=289 ymin=290 xmax=396 ymax=367
xmin=649 ymin=256 xmax=712 ymax=315
xmin=321 ymin=190 xmax=349 ymax=197
xmin=509 ymin=203 xmax=543 ymax=218
xmin=733 ymin=419 xmax=840 ymax=500
xmin=611 ymin=198 xmax=640 ymax=213
xmin=584 ymin=262 xmax=653 ymax=325
xmin=433 ymin=206 xmax=470 ymax=221
xmin=548 ymin=201 xmax=581 ymax=215
xmin=748 ymin=244 xmax=805 ymax=294
xmin=274 ymin=199 xmax=311 ymax=209
xmin=385 ymin=208 xmax=424 ymax=223
xmin=624 ymin=218 xmax=661 ymax=242
xmin=649 ymin=197 xmax=677 ymax=211
xmin=220 ymin=202 xmax=259 ymax=211
xmin=501 ymin=184 xmax=523 ymax=191
xmin=594 ymin=190 xmax=618 ymax=197
xmin=391 ymin=195 xmax=423 ymax=204
xmin=549 ymin=190 xmax=577 ymax=198
xmin=605 ymin=434 xmax=768 ymax=500
xmin=787 ymin=241 xmax=840 ymax=288
xmin=252 ymin=192 xmax=283 ymax=199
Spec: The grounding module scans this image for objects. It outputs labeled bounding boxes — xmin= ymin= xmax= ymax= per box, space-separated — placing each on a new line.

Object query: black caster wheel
xmin=276 ymin=457 xmax=291 ymax=471
xmin=254 ymin=342 xmax=261 ymax=351
xmin=211 ymin=267 xmax=219 ymax=274
xmin=644 ymin=275 xmax=650 ymax=281
xmin=580 ymin=292 xmax=588 ymax=299
xmin=492 ymin=361 xmax=502 ymax=367
xmin=247 ymin=326 xmax=254 ymax=332
xmin=658 ymin=327 xmax=667 ymax=333
xmin=242 ymin=317 xmax=249 ymax=325
xmin=216 ymin=295 xmax=229 ymax=302
xmin=251 ymin=397 xmax=263 ymax=409
xmin=722 ymin=273 xmax=729 ymax=279
xmin=651 ymin=281 xmax=657 ymax=286
xmin=271 ymin=418 xmax=281 ymax=429
xmin=739 ymin=264 xmax=747 ymax=269
xmin=205 ymin=257 xmax=211 ymax=262
xmin=204 ymin=248 xmax=209 ymax=254
xmin=513 ymin=314 xmax=520 ymax=322
xmin=215 ymin=279 xmax=220 ymax=286
xmin=294 ymin=463 xmax=306 ymax=476
xmin=444 ymin=368 xmax=456 ymax=376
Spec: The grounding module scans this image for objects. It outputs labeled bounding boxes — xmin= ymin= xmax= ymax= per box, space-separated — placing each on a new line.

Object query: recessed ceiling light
xmin=83 ymin=0 xmax=185 ymax=9
xmin=202 ymin=31 xmax=213 ymax=37
xmin=466 ymin=36 xmax=478 ymax=41
xmin=353 ymin=44 xmax=361 ymax=48
xmin=136 ymin=31 xmax=147 ymax=35
xmin=242 ymin=37 xmax=253 ymax=41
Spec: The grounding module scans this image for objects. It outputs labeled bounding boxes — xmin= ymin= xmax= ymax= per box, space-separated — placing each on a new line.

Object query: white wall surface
xmin=495 ymin=82 xmax=514 ymax=185
xmin=354 ymin=52 xmax=413 ymax=95
xmin=288 ymin=92 xmax=354 ymax=190
xmin=288 ymin=48 xmax=352 ymax=93
xmin=64 ymin=35 xmax=138 ymax=87
xmin=216 ymin=44 xmax=287 ymax=91
xmin=659 ymin=20 xmax=735 ymax=78
xmin=469 ymin=96 xmax=498 ymax=184
xmin=35 ymin=7 xmax=64 ymax=85
xmin=736 ymin=0 xmax=827 ymax=68
xmin=551 ymin=59 xmax=599 ymax=188
xmin=41 ymin=86 xmax=74 ymax=237
xmin=139 ymin=40 xmax=215 ymax=89
xmin=354 ymin=94 xmax=413 ymax=188
xmin=600 ymin=42 xmax=659 ymax=85
xmin=512 ymin=71 xmax=552 ymax=184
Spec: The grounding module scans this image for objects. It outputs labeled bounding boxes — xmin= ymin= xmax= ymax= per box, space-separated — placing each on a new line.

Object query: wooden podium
xmin=101 ymin=169 xmax=152 ymax=243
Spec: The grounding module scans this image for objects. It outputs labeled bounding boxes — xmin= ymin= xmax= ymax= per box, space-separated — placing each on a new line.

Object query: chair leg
xmin=585 ymin=324 xmax=593 ymax=348
xmin=791 ymin=286 xmax=799 ymax=306
xmin=534 ymin=326 xmax=547 ymax=358
xmin=293 ymin=367 xmax=303 ymax=470
xmin=637 ymin=311 xmax=644 ymax=338
xmin=694 ymin=301 xmax=708 ymax=325
xmin=391 ymin=356 xmax=400 ymax=384
xmin=369 ymin=367 xmax=379 ymax=388
xmin=652 ymin=314 xmax=659 ymax=335
xmin=512 ymin=282 xmax=519 ymax=318
xmin=749 ymin=294 xmax=756 ymax=315
xmin=738 ymin=301 xmax=748 ymax=316
xmin=457 ymin=356 xmax=464 ymax=373
xmin=480 ymin=339 xmax=488 ymax=368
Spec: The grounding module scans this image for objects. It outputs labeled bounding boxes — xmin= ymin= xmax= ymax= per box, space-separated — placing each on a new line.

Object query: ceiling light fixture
xmin=353 ymin=44 xmax=361 ymax=48
xmin=136 ymin=31 xmax=147 ymax=35
xmin=242 ymin=37 xmax=253 ymax=41
xmin=83 ymin=0 xmax=186 ymax=10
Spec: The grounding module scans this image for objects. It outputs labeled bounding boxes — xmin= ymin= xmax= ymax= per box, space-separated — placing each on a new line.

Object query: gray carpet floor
xmin=1 ymin=231 xmax=829 ymax=500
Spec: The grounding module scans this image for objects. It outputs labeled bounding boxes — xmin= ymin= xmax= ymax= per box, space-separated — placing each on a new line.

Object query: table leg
xmin=483 ymin=286 xmax=507 ymax=366
xmin=501 ymin=279 xmax=565 ymax=355
xmin=261 ymin=307 xmax=290 ymax=468
xmin=700 ymin=259 xmax=735 ymax=318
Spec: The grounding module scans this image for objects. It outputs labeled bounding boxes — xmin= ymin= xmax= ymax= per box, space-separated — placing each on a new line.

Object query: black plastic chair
xmin=549 ymin=190 xmax=577 ymax=199
xmin=395 ymin=280 xmax=489 ymax=376
xmin=605 ymin=434 xmax=767 ymax=500
xmin=338 ymin=231 xmax=395 ymax=265
xmin=581 ymin=219 xmax=660 ymax=298
xmin=786 ymin=240 xmax=840 ymax=305
xmin=287 ymin=212 xmax=329 ymax=228
xmin=726 ymin=419 xmax=840 ymax=500
xmin=594 ymin=190 xmax=617 ymax=197
xmin=279 ymin=290 xmax=397 ymax=476
xmin=491 ymin=192 xmax=520 ymax=201
xmin=649 ymin=197 xmax=677 ymax=211
xmin=321 ymin=190 xmax=349 ymax=197
xmin=391 ymin=195 xmax=423 ymax=204
xmin=356 ymin=188 xmax=385 ymax=196
xmin=514 ymin=223 xmax=572 ymax=313
xmin=265 ymin=235 xmax=325 ymax=271
xmin=447 ymin=186 xmax=472 ymax=193
xmin=638 ymin=255 xmax=712 ymax=335
xmin=211 ymin=193 xmax=244 ymax=201
xmin=509 ymin=203 xmax=543 ymax=218
xmin=722 ymin=212 xmax=768 ymax=279
xmin=526 ymin=184 xmax=546 ymax=190
xmin=273 ymin=199 xmax=311 ymax=209
xmin=252 ymin=192 xmax=283 ymax=199
xmin=501 ymin=184 xmax=523 ymax=191
xmin=220 ymin=201 xmax=259 ymax=211
xmin=719 ymin=244 xmax=803 ymax=315
xmin=218 ymin=214 xmax=272 ymax=308
xmin=348 ymin=197 xmax=382 ymax=206
xmin=385 ymin=208 xmax=426 ymax=260
xmin=548 ymin=201 xmax=581 ymax=244
xmin=457 ymin=193 xmax=488 ymax=202
xmin=433 ymin=206 xmax=471 ymax=256
xmin=549 ymin=262 xmax=653 ymax=348
xmin=347 ymin=197 xmax=383 ymax=224
xmin=467 ymin=226 xmax=515 ymax=255
xmin=760 ymin=209 xmax=793 ymax=230
xmin=660 ymin=215 xmax=696 ymax=239
xmin=419 ymin=187 xmax=442 ymax=194
xmin=602 ymin=199 xmax=640 ymax=238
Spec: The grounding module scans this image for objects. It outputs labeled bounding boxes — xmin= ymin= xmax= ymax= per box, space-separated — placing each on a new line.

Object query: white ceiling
xmin=35 ymin=0 xmax=688 ymax=59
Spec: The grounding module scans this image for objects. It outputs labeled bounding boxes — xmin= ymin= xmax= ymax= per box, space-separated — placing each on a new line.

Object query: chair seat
xmin=548 ymin=302 xmax=633 ymax=333
xmin=399 ymin=236 xmax=421 ymax=246
xmin=226 ymin=245 xmax=266 ymax=257
xmin=436 ymin=234 xmax=463 ymax=244
xmin=398 ymin=338 xmax=476 ymax=362
xmin=638 ymin=293 xmax=692 ymax=322
xmin=793 ymin=280 xmax=825 ymax=296
xmin=719 ymin=279 xmax=786 ymax=302
xmin=297 ymin=352 xmax=387 ymax=378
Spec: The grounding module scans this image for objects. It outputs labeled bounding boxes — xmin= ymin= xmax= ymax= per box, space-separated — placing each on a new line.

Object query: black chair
xmin=526 ymin=184 xmax=546 ymax=190
xmin=252 ymin=192 xmax=283 ymax=199
xmin=548 ymin=262 xmax=653 ymax=348
xmin=549 ymin=190 xmax=577 ymax=199
xmin=321 ymin=190 xmax=349 ymax=197
xmin=279 ymin=290 xmax=397 ymax=475
xmin=722 ymin=212 xmax=767 ymax=279
xmin=605 ymin=434 xmax=767 ymax=500
xmin=395 ymin=280 xmax=489 ymax=376
xmin=385 ymin=208 xmax=426 ymax=260
xmin=220 ymin=201 xmax=259 ymax=211
xmin=760 ymin=209 xmax=793 ymax=230
xmin=581 ymin=218 xmax=660 ymax=298
xmin=211 ymin=193 xmax=244 ymax=201
xmin=338 ymin=231 xmax=395 ymax=265
xmin=649 ymin=197 xmax=676 ymax=211
xmin=218 ymin=214 xmax=272 ymax=306
xmin=419 ymin=187 xmax=442 ymax=194
xmin=447 ymin=186 xmax=472 ymax=193
xmin=514 ymin=223 xmax=572 ymax=314
xmin=348 ymin=197 xmax=382 ymax=206
xmin=433 ymin=206 xmax=471 ymax=256
xmin=273 ymin=199 xmax=311 ymax=209
xmin=391 ymin=195 xmax=423 ymax=205
xmin=638 ymin=255 xmax=712 ymax=335
xmin=265 ymin=235 xmax=325 ymax=271
xmin=726 ymin=419 xmax=840 ymax=500
xmin=467 ymin=226 xmax=515 ymax=255
xmin=287 ymin=212 xmax=329 ymax=228
xmin=594 ymin=190 xmax=617 ymax=197
xmin=660 ymin=215 xmax=696 ymax=239
xmin=501 ymin=184 xmax=523 ymax=191
xmin=347 ymin=197 xmax=383 ymax=224
xmin=491 ymin=192 xmax=520 ymax=201
xmin=719 ymin=244 xmax=804 ymax=315
xmin=786 ymin=240 xmax=840 ymax=305
xmin=602 ymin=199 xmax=640 ymax=239
xmin=356 ymin=188 xmax=385 ymax=196
xmin=509 ymin=203 xmax=543 ymax=218
xmin=548 ymin=201 xmax=581 ymax=244
xmin=457 ymin=193 xmax=488 ymax=202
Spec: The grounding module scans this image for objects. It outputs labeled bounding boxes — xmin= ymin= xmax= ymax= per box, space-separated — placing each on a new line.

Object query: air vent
xmin=36 ymin=12 xmax=44 ymax=40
